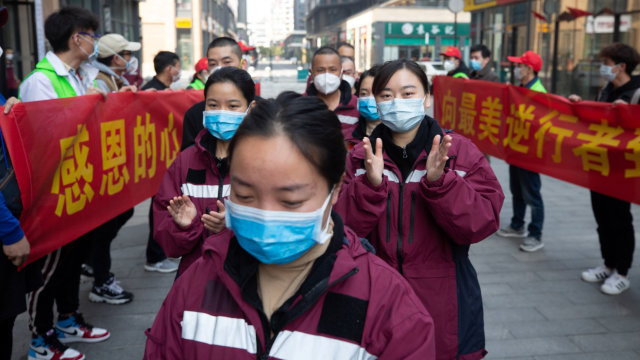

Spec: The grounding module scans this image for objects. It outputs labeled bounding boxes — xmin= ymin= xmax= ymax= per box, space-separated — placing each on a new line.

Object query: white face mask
xmin=0 ymin=47 xmax=3 ymax=58
xmin=127 ymin=57 xmax=139 ymax=74
xmin=171 ymin=66 xmax=181 ymax=83
xmin=600 ymin=64 xmax=619 ymax=82
xmin=6 ymin=53 xmax=13 ymax=61
xmin=514 ymin=67 xmax=524 ymax=81
xmin=314 ymin=72 xmax=342 ymax=95
xmin=443 ymin=60 xmax=456 ymax=72
xmin=342 ymin=74 xmax=356 ymax=89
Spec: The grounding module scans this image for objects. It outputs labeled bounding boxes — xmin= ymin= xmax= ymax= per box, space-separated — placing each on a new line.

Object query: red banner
xmin=433 ymin=77 xmax=640 ymax=204
xmin=0 ymin=90 xmax=203 ymax=263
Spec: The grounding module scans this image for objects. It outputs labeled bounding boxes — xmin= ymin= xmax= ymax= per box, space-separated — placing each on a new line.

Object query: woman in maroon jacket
xmin=337 ymin=59 xmax=504 ymax=360
xmin=145 ymin=93 xmax=435 ymax=359
xmin=153 ymin=67 xmax=255 ymax=275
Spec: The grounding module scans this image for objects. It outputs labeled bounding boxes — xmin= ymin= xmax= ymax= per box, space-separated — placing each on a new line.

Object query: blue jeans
xmin=509 ymin=165 xmax=544 ymax=239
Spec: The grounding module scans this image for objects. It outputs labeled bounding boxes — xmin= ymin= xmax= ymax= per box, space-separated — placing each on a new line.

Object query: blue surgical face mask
xmin=225 ymin=190 xmax=334 ymax=265
xmin=377 ymin=97 xmax=426 ymax=133
xmin=79 ymin=36 xmax=99 ymax=63
xmin=358 ymin=96 xmax=380 ymax=121
xmin=470 ymin=59 xmax=483 ymax=71
xmin=202 ymin=109 xmax=247 ymax=141
xmin=600 ymin=64 xmax=619 ymax=82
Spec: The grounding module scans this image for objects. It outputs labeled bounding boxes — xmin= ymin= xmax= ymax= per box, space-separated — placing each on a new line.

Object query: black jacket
xmin=470 ymin=61 xmax=500 ymax=83
xmin=597 ymin=75 xmax=640 ymax=103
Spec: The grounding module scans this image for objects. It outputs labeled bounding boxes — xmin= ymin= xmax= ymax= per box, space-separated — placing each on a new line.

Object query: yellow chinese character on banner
xmin=478 ymin=97 xmax=502 ymax=145
xmin=503 ymin=104 xmax=535 ymax=154
xmin=533 ymin=110 xmax=577 ymax=163
xmin=441 ymin=90 xmax=457 ymax=129
xmin=99 ymin=119 xmax=130 ymax=195
xmin=458 ymin=92 xmax=477 ymax=136
xmin=50 ymin=125 xmax=95 ymax=217
xmin=134 ymin=113 xmax=157 ymax=183
xmin=572 ymin=120 xmax=623 ymax=176
xmin=160 ymin=113 xmax=179 ymax=169
xmin=624 ymin=129 xmax=640 ymax=178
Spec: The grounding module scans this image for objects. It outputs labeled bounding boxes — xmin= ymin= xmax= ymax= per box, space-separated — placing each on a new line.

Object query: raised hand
xmin=202 ymin=200 xmax=226 ymax=234
xmin=167 ymin=195 xmax=197 ymax=229
xmin=426 ymin=134 xmax=452 ymax=182
xmin=363 ymin=137 xmax=384 ymax=186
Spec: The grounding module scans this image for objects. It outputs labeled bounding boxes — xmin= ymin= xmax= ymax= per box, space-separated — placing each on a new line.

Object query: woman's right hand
xmin=363 ymin=137 xmax=384 ymax=186
xmin=167 ymin=195 xmax=197 ymax=229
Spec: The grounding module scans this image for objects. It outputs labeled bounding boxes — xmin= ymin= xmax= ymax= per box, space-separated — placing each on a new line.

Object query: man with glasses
xmin=18 ymin=6 xmax=110 ymax=360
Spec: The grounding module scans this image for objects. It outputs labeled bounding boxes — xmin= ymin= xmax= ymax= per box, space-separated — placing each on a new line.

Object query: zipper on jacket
xmin=402 ymin=147 xmax=408 ymax=159
xmin=408 ymin=193 xmax=416 ymax=244
xmin=396 ymin=182 xmax=404 ymax=274
xmin=385 ymin=192 xmax=392 ymax=243
xmin=255 ymin=267 xmax=359 ymax=359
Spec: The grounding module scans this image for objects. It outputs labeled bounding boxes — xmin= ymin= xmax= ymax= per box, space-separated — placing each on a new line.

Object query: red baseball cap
xmin=440 ymin=46 xmax=461 ymax=59
xmin=508 ymin=51 xmax=543 ymax=72
xmin=195 ymin=57 xmax=209 ymax=72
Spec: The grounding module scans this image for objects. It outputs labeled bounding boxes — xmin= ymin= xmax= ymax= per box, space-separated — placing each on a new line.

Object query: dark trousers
xmin=509 ymin=165 xmax=544 ymax=239
xmin=84 ymin=209 xmax=134 ymax=286
xmin=0 ymin=315 xmax=16 ymax=360
xmin=591 ymin=191 xmax=635 ymax=276
xmin=27 ymin=239 xmax=90 ymax=335
xmin=146 ymin=198 xmax=167 ymax=263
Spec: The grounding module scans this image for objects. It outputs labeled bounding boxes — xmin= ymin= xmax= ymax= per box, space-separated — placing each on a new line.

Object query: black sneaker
xmin=88 ymin=275 xmax=134 ymax=305
xmin=80 ymin=264 xmax=94 ymax=283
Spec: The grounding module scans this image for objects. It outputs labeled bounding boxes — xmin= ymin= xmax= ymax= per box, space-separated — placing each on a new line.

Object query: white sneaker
xmin=601 ymin=271 xmax=630 ymax=295
xmin=581 ymin=265 xmax=612 ymax=283
xmin=496 ymin=225 xmax=527 ymax=238
xmin=519 ymin=237 xmax=544 ymax=252
xmin=144 ymin=258 xmax=178 ymax=273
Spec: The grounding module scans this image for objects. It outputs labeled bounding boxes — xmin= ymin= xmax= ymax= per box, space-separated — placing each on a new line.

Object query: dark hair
xmin=312 ymin=46 xmax=340 ymax=64
xmin=470 ymin=44 xmax=491 ymax=59
xmin=204 ymin=67 xmax=256 ymax=104
xmin=207 ymin=37 xmax=242 ymax=61
xmin=97 ymin=55 xmax=115 ymax=66
xmin=372 ymin=59 xmax=430 ymax=96
xmin=338 ymin=42 xmax=354 ymax=51
xmin=599 ymin=43 xmax=640 ymax=75
xmin=44 ymin=6 xmax=99 ymax=53
xmin=228 ymin=92 xmax=346 ymax=190
xmin=354 ymin=64 xmax=381 ymax=94
xmin=153 ymin=51 xmax=179 ymax=75
xmin=340 ymin=56 xmax=354 ymax=66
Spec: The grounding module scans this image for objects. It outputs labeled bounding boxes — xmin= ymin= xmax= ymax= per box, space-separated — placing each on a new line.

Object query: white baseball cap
xmin=98 ymin=33 xmax=141 ymax=58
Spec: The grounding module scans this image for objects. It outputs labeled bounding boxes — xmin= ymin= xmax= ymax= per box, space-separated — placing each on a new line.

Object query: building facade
xmin=466 ymin=0 xmax=640 ymax=98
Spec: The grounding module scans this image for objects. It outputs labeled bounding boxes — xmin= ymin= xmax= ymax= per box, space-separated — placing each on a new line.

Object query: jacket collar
xmin=92 ymin=61 xmax=130 ymax=85
xmin=46 ymin=51 xmax=98 ymax=82
xmin=195 ymin=128 xmax=228 ymax=177
xmin=306 ymin=80 xmax=355 ymax=109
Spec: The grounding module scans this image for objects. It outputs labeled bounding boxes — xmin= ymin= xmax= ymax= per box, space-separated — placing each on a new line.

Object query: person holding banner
xmin=569 ymin=43 xmax=640 ymax=295
xmin=144 ymin=93 xmax=436 ymax=359
xmin=496 ymin=51 xmax=547 ymax=252
xmin=17 ymin=7 xmax=112 ymax=360
xmin=154 ymin=67 xmax=255 ymax=276
xmin=337 ymin=59 xmax=503 ymax=360
xmin=441 ymin=46 xmax=470 ymax=79
xmin=344 ymin=64 xmax=382 ymax=150
xmin=141 ymin=51 xmax=181 ymax=91
xmin=93 ymin=33 xmax=140 ymax=93
xmin=469 ymin=44 xmax=500 ymax=83
xmin=186 ymin=57 xmax=209 ymax=90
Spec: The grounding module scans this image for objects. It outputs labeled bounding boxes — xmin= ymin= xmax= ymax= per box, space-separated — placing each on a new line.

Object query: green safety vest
xmin=19 ymin=57 xmax=77 ymax=99
xmin=187 ymin=78 xmax=205 ymax=90
xmin=453 ymin=72 xmax=469 ymax=79
xmin=529 ymin=78 xmax=547 ymax=93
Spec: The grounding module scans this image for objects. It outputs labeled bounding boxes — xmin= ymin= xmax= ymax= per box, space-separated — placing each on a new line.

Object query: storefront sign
xmin=0 ymin=90 xmax=203 ymax=263
xmin=385 ymin=22 xmax=470 ymax=37
xmin=586 ymin=15 xmax=631 ymax=34
xmin=433 ymin=77 xmax=640 ymax=204
xmin=176 ymin=17 xmax=193 ymax=28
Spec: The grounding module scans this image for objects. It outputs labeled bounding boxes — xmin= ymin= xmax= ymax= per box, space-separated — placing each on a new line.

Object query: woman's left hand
xmin=202 ymin=200 xmax=226 ymax=233
xmin=425 ymin=134 xmax=452 ymax=182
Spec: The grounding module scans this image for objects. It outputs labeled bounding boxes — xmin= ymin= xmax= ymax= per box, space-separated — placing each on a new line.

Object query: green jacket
xmin=20 ymin=57 xmax=77 ymax=99
xmin=187 ymin=78 xmax=205 ymax=90
xmin=525 ymin=77 xmax=547 ymax=93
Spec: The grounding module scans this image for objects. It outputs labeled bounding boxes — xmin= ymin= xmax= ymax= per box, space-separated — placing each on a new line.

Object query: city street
xmin=9 ymin=69 xmax=640 ymax=359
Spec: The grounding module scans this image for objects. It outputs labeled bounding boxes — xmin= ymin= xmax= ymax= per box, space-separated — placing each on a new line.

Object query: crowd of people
xmin=0 ymin=4 xmax=639 ymax=360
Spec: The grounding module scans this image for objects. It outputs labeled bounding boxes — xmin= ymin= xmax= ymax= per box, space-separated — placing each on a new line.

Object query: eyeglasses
xmin=77 ymin=32 xmax=102 ymax=41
